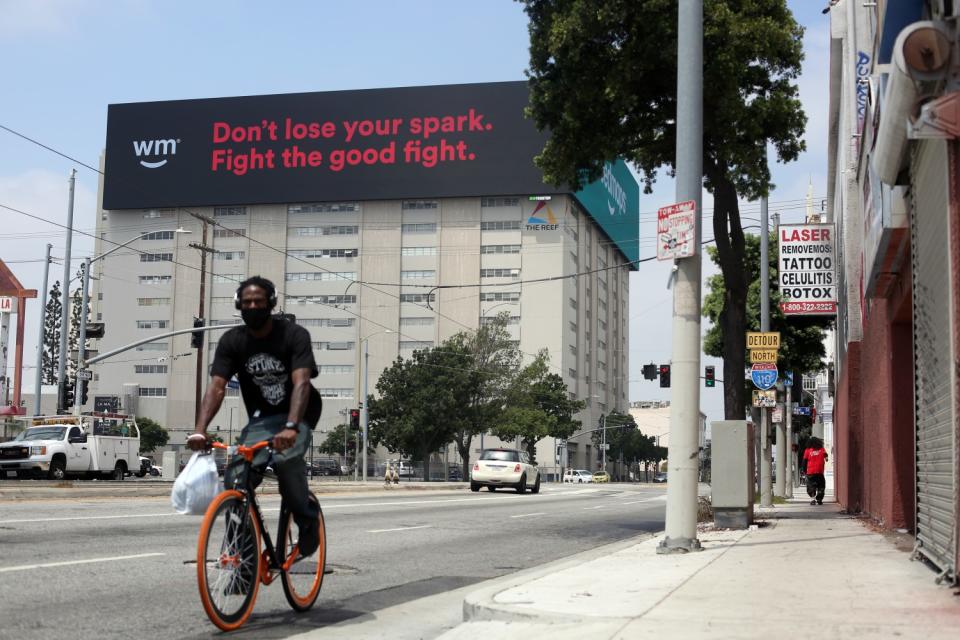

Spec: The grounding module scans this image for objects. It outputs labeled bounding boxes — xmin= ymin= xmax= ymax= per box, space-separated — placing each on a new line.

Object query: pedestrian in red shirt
xmin=803 ymin=437 xmax=828 ymax=505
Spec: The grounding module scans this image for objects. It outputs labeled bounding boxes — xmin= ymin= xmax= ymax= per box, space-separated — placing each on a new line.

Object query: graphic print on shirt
xmin=245 ymin=353 xmax=287 ymax=405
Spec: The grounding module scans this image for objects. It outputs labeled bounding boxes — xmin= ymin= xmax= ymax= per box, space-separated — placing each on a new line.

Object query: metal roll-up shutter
xmin=911 ymin=139 xmax=957 ymax=582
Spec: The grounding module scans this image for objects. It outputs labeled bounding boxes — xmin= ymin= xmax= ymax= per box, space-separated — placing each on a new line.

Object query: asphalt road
xmin=0 ymin=483 xmax=667 ymax=639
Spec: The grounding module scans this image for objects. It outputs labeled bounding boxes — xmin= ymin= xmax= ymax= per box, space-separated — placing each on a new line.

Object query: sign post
xmin=656 ymin=200 xmax=697 ymax=261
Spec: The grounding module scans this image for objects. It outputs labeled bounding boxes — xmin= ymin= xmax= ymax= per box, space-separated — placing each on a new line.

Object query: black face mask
xmin=241 ymin=307 xmax=272 ymax=331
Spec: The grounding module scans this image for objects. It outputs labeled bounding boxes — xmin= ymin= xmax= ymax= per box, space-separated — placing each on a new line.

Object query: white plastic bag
xmin=171 ymin=452 xmax=222 ymax=515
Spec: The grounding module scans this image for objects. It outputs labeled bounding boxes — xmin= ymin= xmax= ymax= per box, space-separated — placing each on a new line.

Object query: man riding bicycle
xmin=187 ymin=276 xmax=322 ymax=562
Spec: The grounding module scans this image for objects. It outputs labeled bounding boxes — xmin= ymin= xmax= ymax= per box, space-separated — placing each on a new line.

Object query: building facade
xmin=827 ymin=0 xmax=960 ymax=582
xmin=87 ymin=82 xmax=639 ymax=472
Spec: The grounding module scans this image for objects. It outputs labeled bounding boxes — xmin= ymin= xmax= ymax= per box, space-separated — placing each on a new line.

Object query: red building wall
xmin=835 ymin=342 xmax=863 ymax=513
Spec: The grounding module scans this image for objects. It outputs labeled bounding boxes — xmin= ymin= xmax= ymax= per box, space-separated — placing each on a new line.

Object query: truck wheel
xmin=48 ymin=457 xmax=66 ymax=481
xmin=112 ymin=462 xmax=126 ymax=481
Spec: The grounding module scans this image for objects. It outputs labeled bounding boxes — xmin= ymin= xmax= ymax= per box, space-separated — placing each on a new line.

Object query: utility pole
xmin=601 ymin=414 xmax=607 ymax=472
xmin=56 ymin=170 xmax=76 ymax=411
xmin=759 ymin=182 xmax=773 ymax=507
xmin=188 ymin=216 xmax=218 ymax=423
xmin=73 ymin=257 xmax=91 ymax=415
xmin=33 ymin=244 xmax=52 ymax=415
xmin=772 ymin=211 xmax=787 ymax=498
xmin=659 ymin=0 xmax=703 ymax=555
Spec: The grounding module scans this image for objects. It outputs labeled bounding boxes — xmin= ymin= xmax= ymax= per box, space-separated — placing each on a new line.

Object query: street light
xmin=359 ymin=328 xmax=392 ymax=482
xmin=73 ymin=228 xmax=191 ymax=414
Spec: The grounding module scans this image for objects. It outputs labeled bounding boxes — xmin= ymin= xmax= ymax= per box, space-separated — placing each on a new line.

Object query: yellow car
xmin=592 ymin=470 xmax=610 ymax=483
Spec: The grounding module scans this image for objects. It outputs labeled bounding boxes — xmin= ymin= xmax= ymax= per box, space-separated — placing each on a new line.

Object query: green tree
xmin=447 ymin=314 xmax=522 ymax=478
xmin=318 ymin=423 xmax=371 ymax=467
xmin=702 ymin=233 xmax=832 ymax=400
xmin=41 ymin=281 xmax=62 ymax=384
xmin=491 ymin=351 xmax=584 ymax=463
xmin=520 ymin=0 xmax=807 ymax=419
xmin=136 ymin=416 xmax=169 ymax=453
xmin=367 ymin=347 xmax=463 ymax=481
xmin=68 ymin=266 xmax=89 ymax=378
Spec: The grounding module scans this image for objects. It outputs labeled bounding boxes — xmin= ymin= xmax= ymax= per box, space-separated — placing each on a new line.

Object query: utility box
xmin=162 ymin=450 xmax=177 ymax=480
xmin=711 ymin=420 xmax=755 ymax=529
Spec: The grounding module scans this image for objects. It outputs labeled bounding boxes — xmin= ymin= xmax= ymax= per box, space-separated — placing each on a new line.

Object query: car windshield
xmin=14 ymin=427 xmax=67 ymax=441
xmin=481 ymin=450 xmax=519 ymax=462
xmin=577 ymin=470 xmax=591 ymax=475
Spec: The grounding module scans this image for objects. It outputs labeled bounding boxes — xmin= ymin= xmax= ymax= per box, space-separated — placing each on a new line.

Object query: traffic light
xmin=78 ymin=379 xmax=89 ymax=406
xmin=659 ymin=364 xmax=671 ymax=388
xmin=349 ymin=408 xmax=360 ymax=430
xmin=642 ymin=363 xmax=657 ymax=381
xmin=705 ymin=365 xmax=716 ymax=388
xmin=60 ymin=379 xmax=75 ymax=411
xmin=191 ymin=317 xmax=204 ymax=349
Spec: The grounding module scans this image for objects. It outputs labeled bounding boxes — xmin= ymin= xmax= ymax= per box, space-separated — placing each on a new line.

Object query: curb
xmin=461 ymin=531 xmax=658 ymax=625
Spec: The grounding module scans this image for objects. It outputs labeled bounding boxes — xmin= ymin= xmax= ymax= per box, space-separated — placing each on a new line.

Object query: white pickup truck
xmin=0 ymin=414 xmax=141 ymax=481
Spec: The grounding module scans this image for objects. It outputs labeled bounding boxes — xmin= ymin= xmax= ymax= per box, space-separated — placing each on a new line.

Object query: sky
xmin=0 ymin=0 xmax=831 ymax=427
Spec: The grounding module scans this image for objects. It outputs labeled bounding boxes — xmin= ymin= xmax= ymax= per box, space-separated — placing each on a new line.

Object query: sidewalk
xmin=440 ymin=487 xmax=960 ymax=639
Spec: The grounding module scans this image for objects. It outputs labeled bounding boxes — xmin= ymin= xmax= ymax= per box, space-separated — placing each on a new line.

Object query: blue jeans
xmin=224 ymin=414 xmax=318 ymax=527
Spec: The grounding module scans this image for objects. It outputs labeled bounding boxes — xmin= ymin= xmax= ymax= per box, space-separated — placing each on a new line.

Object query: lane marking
xmin=0 ymin=552 xmax=165 ymax=573
xmin=367 ymin=525 xmax=431 ymax=533
xmin=584 ymin=505 xmax=606 ymax=510
xmin=510 ymin=512 xmax=547 ymax=519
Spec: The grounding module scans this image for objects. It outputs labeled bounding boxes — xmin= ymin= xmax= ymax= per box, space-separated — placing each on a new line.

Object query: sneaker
xmin=810 ymin=499 xmax=817 ymax=505
xmin=817 ymin=500 xmax=823 ymax=505
xmin=298 ymin=518 xmax=319 ymax=557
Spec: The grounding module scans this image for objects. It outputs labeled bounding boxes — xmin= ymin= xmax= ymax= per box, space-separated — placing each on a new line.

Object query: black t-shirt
xmin=210 ymin=318 xmax=322 ymax=428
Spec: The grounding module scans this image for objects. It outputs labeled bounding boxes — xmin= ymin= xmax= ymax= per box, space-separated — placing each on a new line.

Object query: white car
xmin=563 ymin=469 xmax=594 ymax=483
xmin=470 ymin=449 xmax=540 ymax=494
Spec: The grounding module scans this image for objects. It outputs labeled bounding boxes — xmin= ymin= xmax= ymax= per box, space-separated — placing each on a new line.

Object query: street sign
xmin=76 ymin=369 xmax=92 ymax=381
xmin=94 ymin=395 xmax=120 ymax=413
xmin=785 ymin=370 xmax=794 ymax=388
xmin=772 ymin=404 xmax=783 ymax=423
xmin=750 ymin=349 xmax=778 ymax=364
xmin=656 ymin=200 xmax=697 ymax=261
xmin=0 ymin=297 xmax=13 ymax=313
xmin=746 ymin=332 xmax=781 ymax=350
xmin=751 ymin=363 xmax=778 ymax=390
xmin=752 ymin=390 xmax=777 ymax=408
xmin=793 ymin=406 xmax=812 ymax=416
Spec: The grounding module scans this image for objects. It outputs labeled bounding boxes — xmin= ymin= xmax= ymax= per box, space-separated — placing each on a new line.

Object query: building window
xmin=565 ymin=225 xmax=579 ymax=241
xmin=138 ymin=387 xmax=167 ymax=397
xmin=569 ymin=321 xmax=577 ymax=333
xmin=289 ymin=225 xmax=361 ymax=237
xmin=140 ymin=253 xmax=173 ymax=262
xmin=481 ymin=197 xmax=520 ymax=207
xmin=401 ymin=270 xmax=435 ymax=279
xmin=298 ymin=318 xmax=355 ymax=328
xmin=212 ymin=273 xmax=244 ymax=284
xmin=285 ymin=272 xmax=356 ymax=282
xmin=479 ymin=291 xmax=520 ymax=302
xmin=598 ymin=360 xmax=607 ymax=371
xmin=569 ymin=251 xmax=578 ymax=266
xmin=287 ymin=295 xmax=357 ymax=305
xmin=569 ymin=297 xmax=578 ymax=310
xmin=401 ymin=222 xmax=437 ymax=233
xmin=209 ymin=319 xmax=240 ymax=326
xmin=215 ymin=251 xmax=246 ymax=261
xmin=137 ymin=297 xmax=170 ymax=306
xmin=480 ymin=220 xmax=522 ymax=230
xmin=400 ymin=340 xmax=434 ymax=350
xmin=314 ymin=341 xmax=355 ymax=351
xmin=288 ymin=202 xmax=359 ymax=214
xmin=213 ymin=228 xmax=246 ymax=238
xmin=287 ymin=248 xmax=357 ymax=259
xmin=568 ymin=368 xmax=577 ymax=379
xmin=480 ymin=244 xmax=521 ymax=254
xmin=134 ymin=364 xmax=168 ymax=374
xmin=399 ymin=293 xmax=436 ymax=303
xmin=136 ymin=320 xmax=169 ymax=329
xmin=598 ymin=339 xmax=607 ymax=351
xmin=400 ymin=317 xmax=435 ymax=327
xmin=214 ymin=206 xmax=246 ymax=217
xmin=480 ymin=315 xmax=520 ymax=326
xmin=401 ymin=246 xmax=437 ymax=256
xmin=318 ymin=388 xmax=355 ymax=398
xmin=141 ymin=230 xmax=175 ymax=240
xmin=402 ymin=200 xmax=438 ymax=210
xmin=135 ymin=342 xmax=168 ymax=351
xmin=480 ymin=268 xmax=520 ymax=279
xmin=569 ymin=344 xmax=578 ymax=356
xmin=318 ymin=365 xmax=354 ymax=375
xmin=142 ymin=208 xmax=175 ymax=219
xmin=138 ymin=275 xmax=172 ymax=285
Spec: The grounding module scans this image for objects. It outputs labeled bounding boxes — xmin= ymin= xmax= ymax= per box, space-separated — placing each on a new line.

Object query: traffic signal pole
xmin=56 ymin=170 xmax=76 ymax=412
xmin=73 ymin=256 xmax=92 ymax=415
xmin=658 ymin=0 xmax=703 ymax=555
xmin=759 ymin=178 xmax=773 ymax=507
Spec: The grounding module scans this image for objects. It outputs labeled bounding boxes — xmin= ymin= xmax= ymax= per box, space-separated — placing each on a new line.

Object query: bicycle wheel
xmin=197 ymin=490 xmax=262 ymax=631
xmin=278 ymin=493 xmax=326 ymax=611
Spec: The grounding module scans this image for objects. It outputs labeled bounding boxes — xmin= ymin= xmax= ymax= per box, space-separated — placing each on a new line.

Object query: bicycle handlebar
xmin=211 ymin=440 xmax=271 ymax=462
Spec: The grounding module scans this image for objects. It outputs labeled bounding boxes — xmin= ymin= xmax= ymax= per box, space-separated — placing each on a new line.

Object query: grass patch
xmin=754 ymin=494 xmax=788 ymax=505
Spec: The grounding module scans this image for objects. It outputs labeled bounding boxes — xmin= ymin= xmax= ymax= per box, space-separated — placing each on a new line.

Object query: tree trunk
xmin=708 ymin=162 xmax=748 ymax=420
xmin=420 ymin=446 xmax=431 ymax=482
xmin=455 ymin=432 xmax=473 ymax=477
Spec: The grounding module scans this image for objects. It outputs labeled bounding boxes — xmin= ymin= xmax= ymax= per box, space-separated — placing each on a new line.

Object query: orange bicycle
xmin=196 ymin=441 xmax=327 ymax=631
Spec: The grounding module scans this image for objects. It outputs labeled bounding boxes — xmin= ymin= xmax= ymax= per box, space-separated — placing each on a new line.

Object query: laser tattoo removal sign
xmin=778 ymin=223 xmax=837 ymax=316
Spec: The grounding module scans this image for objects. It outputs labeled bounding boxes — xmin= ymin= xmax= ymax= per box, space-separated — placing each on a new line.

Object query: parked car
xmin=308 ymin=459 xmax=341 ymax=477
xmin=592 ymin=470 xmax=610 ymax=483
xmin=470 ymin=448 xmax=540 ymax=494
xmin=135 ymin=456 xmax=153 ymax=478
xmin=448 ymin=466 xmax=463 ymax=481
xmin=563 ymin=469 xmax=594 ymax=483
xmin=653 ymin=472 xmax=668 ymax=483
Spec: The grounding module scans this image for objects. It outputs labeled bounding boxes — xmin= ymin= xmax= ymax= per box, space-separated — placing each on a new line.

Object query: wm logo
xmin=133 ymin=138 xmax=178 ymax=169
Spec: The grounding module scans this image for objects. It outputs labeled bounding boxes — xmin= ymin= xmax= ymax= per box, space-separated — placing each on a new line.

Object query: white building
xmin=87 ymin=82 xmax=640 ymax=471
